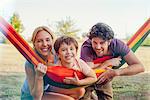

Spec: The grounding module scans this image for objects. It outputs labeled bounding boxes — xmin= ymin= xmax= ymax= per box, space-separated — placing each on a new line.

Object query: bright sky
xmin=0 ymin=0 xmax=150 ymax=39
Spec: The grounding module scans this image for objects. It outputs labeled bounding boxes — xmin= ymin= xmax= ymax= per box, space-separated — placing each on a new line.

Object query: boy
xmin=51 ymin=36 xmax=97 ymax=99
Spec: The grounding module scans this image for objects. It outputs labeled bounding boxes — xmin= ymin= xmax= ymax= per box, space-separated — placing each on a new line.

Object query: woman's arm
xmin=25 ymin=63 xmax=47 ymax=100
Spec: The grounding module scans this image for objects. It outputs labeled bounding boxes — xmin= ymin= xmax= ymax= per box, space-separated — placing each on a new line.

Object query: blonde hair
xmin=31 ymin=26 xmax=55 ymax=43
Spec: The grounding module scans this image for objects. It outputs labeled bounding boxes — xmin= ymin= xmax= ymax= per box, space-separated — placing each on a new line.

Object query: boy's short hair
xmin=54 ymin=36 xmax=78 ymax=53
xmin=88 ymin=23 xmax=114 ymax=40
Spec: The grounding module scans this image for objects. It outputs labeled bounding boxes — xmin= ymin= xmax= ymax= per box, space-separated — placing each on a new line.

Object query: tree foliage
xmin=9 ymin=13 xmax=24 ymax=33
xmin=54 ymin=17 xmax=80 ymax=37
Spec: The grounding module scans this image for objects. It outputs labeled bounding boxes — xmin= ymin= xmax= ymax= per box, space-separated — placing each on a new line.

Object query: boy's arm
xmin=64 ymin=60 xmax=97 ymax=86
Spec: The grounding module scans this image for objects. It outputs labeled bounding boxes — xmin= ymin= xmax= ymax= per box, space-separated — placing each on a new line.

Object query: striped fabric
xmin=0 ymin=16 xmax=149 ymax=88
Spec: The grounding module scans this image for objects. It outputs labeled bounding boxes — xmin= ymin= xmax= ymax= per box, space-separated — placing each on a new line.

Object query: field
xmin=0 ymin=44 xmax=150 ymax=100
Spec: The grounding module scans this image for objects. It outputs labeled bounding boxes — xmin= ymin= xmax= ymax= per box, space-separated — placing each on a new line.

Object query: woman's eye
xmin=37 ymin=40 xmax=42 ymax=43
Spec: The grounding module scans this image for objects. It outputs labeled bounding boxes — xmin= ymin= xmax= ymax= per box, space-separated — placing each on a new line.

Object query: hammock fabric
xmin=0 ymin=16 xmax=150 ymax=89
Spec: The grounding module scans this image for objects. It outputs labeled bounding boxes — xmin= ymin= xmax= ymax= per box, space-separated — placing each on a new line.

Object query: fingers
xmin=37 ymin=63 xmax=47 ymax=74
xmin=97 ymin=70 xmax=114 ymax=85
xmin=74 ymin=72 xmax=79 ymax=81
xmin=63 ymin=79 xmax=72 ymax=84
xmin=63 ymin=72 xmax=80 ymax=85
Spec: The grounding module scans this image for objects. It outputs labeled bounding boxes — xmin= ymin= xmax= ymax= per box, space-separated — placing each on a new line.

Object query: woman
xmin=21 ymin=26 xmax=74 ymax=100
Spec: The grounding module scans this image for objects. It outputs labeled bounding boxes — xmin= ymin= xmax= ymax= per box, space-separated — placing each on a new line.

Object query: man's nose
xmin=96 ymin=44 xmax=101 ymax=49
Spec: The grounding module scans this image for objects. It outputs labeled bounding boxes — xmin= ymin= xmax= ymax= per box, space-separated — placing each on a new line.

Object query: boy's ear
xmin=56 ymin=52 xmax=60 ymax=58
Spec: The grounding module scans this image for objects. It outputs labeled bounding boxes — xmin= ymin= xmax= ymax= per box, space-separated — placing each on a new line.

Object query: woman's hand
xmin=35 ymin=63 xmax=47 ymax=77
xmin=63 ymin=72 xmax=80 ymax=85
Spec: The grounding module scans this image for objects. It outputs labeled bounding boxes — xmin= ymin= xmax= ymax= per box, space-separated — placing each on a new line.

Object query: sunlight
xmin=0 ymin=0 xmax=15 ymax=19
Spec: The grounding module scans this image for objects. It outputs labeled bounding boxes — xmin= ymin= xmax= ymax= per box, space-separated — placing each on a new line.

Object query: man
xmin=80 ymin=23 xmax=144 ymax=100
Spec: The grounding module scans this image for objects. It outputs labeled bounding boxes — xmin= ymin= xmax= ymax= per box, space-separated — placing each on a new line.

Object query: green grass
xmin=142 ymin=37 xmax=150 ymax=46
xmin=0 ymin=72 xmax=25 ymax=100
xmin=0 ymin=44 xmax=150 ymax=100
xmin=113 ymin=73 xmax=150 ymax=100
xmin=0 ymin=72 xmax=150 ymax=100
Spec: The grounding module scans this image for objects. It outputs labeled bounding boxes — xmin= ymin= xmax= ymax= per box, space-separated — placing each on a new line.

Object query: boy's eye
xmin=70 ymin=48 xmax=74 ymax=50
xmin=46 ymin=38 xmax=50 ymax=42
xmin=61 ymin=48 xmax=66 ymax=51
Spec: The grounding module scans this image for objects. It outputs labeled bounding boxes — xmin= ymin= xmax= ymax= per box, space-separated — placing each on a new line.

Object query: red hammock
xmin=0 ymin=16 xmax=149 ymax=88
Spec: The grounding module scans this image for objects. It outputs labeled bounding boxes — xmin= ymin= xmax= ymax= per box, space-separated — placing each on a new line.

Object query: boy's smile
xmin=58 ymin=43 xmax=77 ymax=64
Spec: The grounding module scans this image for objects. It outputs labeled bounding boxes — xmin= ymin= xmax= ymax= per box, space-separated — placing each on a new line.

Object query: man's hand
xmin=96 ymin=67 xmax=118 ymax=85
xmin=100 ymin=57 xmax=122 ymax=69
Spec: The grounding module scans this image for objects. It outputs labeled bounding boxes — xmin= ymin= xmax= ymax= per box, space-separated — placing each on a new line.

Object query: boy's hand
xmin=63 ymin=72 xmax=80 ymax=85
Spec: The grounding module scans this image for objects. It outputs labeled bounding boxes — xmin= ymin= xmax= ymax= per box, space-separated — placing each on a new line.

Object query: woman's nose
xmin=43 ymin=40 xmax=47 ymax=46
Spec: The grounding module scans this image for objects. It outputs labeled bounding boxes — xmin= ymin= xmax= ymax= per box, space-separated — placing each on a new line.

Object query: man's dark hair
xmin=88 ymin=23 xmax=114 ymax=40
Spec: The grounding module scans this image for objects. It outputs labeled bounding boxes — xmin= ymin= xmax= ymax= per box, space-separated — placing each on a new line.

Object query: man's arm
xmin=97 ymin=51 xmax=145 ymax=84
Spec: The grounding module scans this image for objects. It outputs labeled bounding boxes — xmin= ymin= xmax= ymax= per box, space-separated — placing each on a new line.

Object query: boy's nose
xmin=67 ymin=49 xmax=71 ymax=53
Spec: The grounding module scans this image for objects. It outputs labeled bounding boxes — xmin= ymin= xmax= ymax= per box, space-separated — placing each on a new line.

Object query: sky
xmin=0 ymin=0 xmax=150 ymax=39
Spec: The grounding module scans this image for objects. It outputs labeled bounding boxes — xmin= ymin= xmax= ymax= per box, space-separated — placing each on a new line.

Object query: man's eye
xmin=100 ymin=41 xmax=105 ymax=44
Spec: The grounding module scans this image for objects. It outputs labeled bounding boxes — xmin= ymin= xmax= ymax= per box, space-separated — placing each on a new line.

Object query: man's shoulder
xmin=110 ymin=38 xmax=125 ymax=46
xmin=81 ymin=39 xmax=92 ymax=48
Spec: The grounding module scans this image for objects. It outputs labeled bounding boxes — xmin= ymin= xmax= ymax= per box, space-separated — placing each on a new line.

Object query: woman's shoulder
xmin=25 ymin=60 xmax=34 ymax=70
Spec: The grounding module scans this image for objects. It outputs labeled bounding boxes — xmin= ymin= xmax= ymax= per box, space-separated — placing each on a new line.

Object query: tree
xmin=54 ymin=17 xmax=80 ymax=37
xmin=9 ymin=13 xmax=24 ymax=33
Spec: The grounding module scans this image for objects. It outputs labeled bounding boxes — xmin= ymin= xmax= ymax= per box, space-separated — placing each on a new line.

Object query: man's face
xmin=91 ymin=37 xmax=110 ymax=57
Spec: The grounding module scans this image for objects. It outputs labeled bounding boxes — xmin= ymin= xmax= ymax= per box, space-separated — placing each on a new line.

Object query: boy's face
xmin=34 ymin=30 xmax=53 ymax=57
xmin=91 ymin=37 xmax=110 ymax=57
xmin=58 ymin=42 xmax=77 ymax=64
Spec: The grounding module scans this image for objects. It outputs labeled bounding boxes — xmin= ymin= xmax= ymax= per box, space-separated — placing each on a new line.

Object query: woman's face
xmin=34 ymin=30 xmax=53 ymax=57
xmin=91 ymin=37 xmax=110 ymax=57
